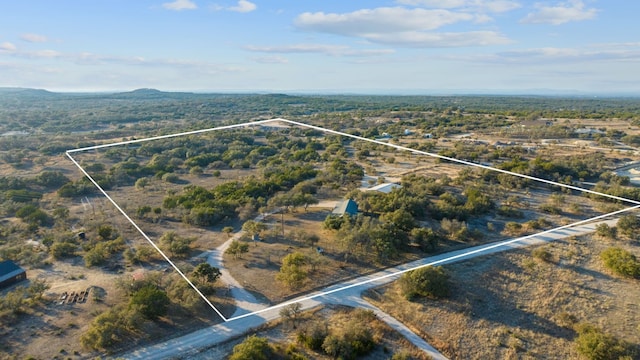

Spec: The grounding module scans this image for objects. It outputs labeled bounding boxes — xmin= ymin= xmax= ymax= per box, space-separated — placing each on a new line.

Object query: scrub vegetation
xmin=1 ymin=89 xmax=639 ymax=358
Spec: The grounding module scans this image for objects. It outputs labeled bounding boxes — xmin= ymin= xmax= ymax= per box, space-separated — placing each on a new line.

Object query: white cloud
xmin=20 ymin=33 xmax=48 ymax=43
xmin=32 ymin=50 xmax=62 ymax=58
xmin=446 ymin=43 xmax=640 ymax=64
xmin=397 ymin=0 xmax=467 ymax=7
xmin=76 ymin=52 xmax=146 ymax=65
xmin=295 ymin=7 xmax=474 ymax=35
xmin=0 ymin=46 xmax=245 ymax=75
xmin=294 ymin=7 xmax=511 ymax=48
xmin=480 ymin=0 xmax=521 ymax=13
xmin=498 ymin=47 xmax=584 ymax=61
xmin=397 ymin=0 xmax=521 ymax=13
xmin=592 ymin=42 xmax=640 ymax=49
xmin=0 ymin=42 xmax=17 ymax=52
xmin=229 ymin=0 xmax=256 ymax=13
xmin=212 ymin=0 xmax=256 ymax=13
xmin=245 ymin=44 xmax=395 ymax=57
xmin=250 ymin=56 xmax=289 ymax=64
xmin=474 ymin=13 xmax=494 ymax=23
xmin=501 ymin=47 xmax=640 ymax=62
xmin=521 ymin=0 xmax=597 ymax=25
xmin=368 ymin=30 xmax=511 ymax=47
xmin=162 ymin=0 xmax=197 ymax=11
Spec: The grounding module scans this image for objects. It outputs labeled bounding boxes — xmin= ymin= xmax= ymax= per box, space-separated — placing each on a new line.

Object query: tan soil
xmin=364 ymin=234 xmax=640 ymax=359
xmin=4 ymin=118 xmax=638 ymax=359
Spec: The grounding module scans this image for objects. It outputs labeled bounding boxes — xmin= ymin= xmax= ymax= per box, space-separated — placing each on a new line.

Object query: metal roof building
xmin=0 ymin=260 xmax=27 ymax=289
xmin=332 ymin=199 xmax=358 ymax=216
xmin=366 ymin=182 xmax=402 ymax=194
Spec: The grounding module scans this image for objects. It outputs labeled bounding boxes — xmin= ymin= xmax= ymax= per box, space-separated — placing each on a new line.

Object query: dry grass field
xmin=4 ymin=118 xmax=637 ymax=359
xmin=65 ymin=129 xmax=626 ymax=309
xmin=364 ymin=234 xmax=640 ymax=359
xmin=223 ymin=207 xmax=426 ymax=304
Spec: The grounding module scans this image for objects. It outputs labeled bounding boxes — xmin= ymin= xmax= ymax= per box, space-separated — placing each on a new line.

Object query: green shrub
xmin=84 ymin=247 xmax=106 ymax=267
xmin=600 ymin=247 xmax=640 ymax=278
xmin=277 ymin=252 xmax=308 ymax=290
xmin=84 ymin=238 xmax=126 ymax=267
xmin=323 ymin=215 xmax=346 ymax=230
xmin=497 ymin=205 xmax=524 ymax=218
xmin=345 ymin=322 xmax=375 ymax=356
xmin=97 ymin=224 xmax=117 ymax=240
xmin=616 ymin=214 xmax=640 ymax=238
xmin=161 ymin=173 xmax=180 ymax=183
xmin=129 ymin=285 xmax=169 ymax=320
xmin=399 ymin=266 xmax=450 ymax=300
xmin=532 ymin=246 xmax=552 ymax=262
xmin=321 ymin=321 xmax=375 ymax=360
xmin=575 ymin=323 xmax=637 ymax=360
xmin=285 ymin=343 xmax=308 ymax=360
xmin=297 ymin=321 xmax=328 ymax=351
xmin=50 ymin=241 xmax=77 ymax=259
xmin=595 ymin=223 xmax=617 ymax=239
xmin=229 ymin=336 xmax=275 ymax=360
xmin=79 ymin=307 xmax=140 ymax=351
xmin=391 ymin=350 xmax=413 ymax=360
xmin=539 ymin=204 xmax=561 ymax=215
xmin=503 ymin=221 xmax=522 ymax=234
xmin=526 ymin=218 xmax=550 ymax=230
xmin=322 ymin=334 xmax=349 ymax=359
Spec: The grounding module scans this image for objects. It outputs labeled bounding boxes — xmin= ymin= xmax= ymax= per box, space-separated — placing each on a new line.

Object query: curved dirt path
xmin=206 ymin=235 xmax=268 ymax=318
xmin=205 ymin=214 xmax=272 ymax=318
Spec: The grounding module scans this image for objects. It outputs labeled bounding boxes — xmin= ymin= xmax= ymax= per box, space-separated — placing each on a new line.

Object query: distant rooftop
xmin=366 ymin=183 xmax=402 ymax=194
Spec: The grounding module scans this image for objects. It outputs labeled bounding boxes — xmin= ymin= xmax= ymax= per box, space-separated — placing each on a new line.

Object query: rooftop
xmin=0 ymin=260 xmax=23 ymax=276
xmin=366 ymin=182 xmax=402 ymax=194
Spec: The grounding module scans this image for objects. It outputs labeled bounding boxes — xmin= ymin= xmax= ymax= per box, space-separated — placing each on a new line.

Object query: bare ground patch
xmin=364 ymin=234 xmax=640 ymax=359
xmin=0 ymin=257 xmax=231 ymax=359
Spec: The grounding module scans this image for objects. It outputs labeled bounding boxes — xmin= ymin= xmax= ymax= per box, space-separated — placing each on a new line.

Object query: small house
xmin=0 ymin=260 xmax=27 ymax=289
xmin=366 ymin=182 xmax=402 ymax=194
xmin=332 ymin=199 xmax=358 ymax=216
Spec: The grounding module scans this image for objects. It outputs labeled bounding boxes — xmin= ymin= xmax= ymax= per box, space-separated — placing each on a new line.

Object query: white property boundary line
xmin=66 ymin=118 xmax=640 ymax=324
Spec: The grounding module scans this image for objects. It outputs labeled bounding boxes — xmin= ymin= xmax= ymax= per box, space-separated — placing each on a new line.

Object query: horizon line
xmin=2 ymin=86 xmax=640 ymax=98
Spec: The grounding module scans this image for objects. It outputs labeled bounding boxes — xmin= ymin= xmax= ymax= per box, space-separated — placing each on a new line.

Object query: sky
xmin=0 ymin=0 xmax=639 ymax=94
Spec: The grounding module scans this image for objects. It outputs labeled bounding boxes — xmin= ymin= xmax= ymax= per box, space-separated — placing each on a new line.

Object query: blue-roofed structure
xmin=0 ymin=260 xmax=26 ymax=289
xmin=332 ymin=199 xmax=358 ymax=216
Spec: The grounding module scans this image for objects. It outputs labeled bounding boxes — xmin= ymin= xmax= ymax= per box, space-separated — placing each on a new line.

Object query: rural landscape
xmin=0 ymin=88 xmax=640 ymax=359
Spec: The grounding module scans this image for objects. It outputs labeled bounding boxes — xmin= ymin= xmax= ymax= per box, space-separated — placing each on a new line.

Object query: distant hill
xmin=0 ymin=87 xmax=200 ymax=100
xmin=0 ymin=87 xmax=56 ymax=96
xmin=109 ymin=88 xmax=197 ymax=100
xmin=123 ymin=88 xmax=165 ymax=96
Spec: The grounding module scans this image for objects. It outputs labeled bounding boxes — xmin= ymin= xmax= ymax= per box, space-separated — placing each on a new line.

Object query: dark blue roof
xmin=0 ymin=260 xmax=23 ymax=276
xmin=332 ymin=199 xmax=358 ymax=216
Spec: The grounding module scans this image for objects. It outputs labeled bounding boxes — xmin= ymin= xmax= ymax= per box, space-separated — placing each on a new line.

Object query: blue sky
xmin=0 ymin=0 xmax=638 ymax=94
